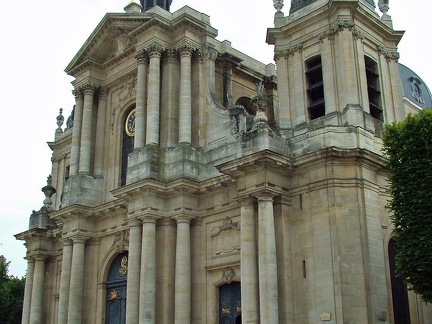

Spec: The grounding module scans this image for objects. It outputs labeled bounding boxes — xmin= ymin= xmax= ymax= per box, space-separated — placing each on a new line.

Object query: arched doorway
xmin=106 ymin=251 xmax=128 ymax=324
xmin=219 ymin=282 xmax=241 ymax=324
xmin=389 ymin=238 xmax=410 ymax=324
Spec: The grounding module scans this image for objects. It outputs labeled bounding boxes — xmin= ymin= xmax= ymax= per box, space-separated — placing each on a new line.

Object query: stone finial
xmin=251 ymin=81 xmax=270 ymax=128
xmin=56 ymin=108 xmax=64 ymax=133
xmin=273 ymin=0 xmax=284 ymax=17
xmin=378 ymin=0 xmax=392 ymax=27
xmin=41 ymin=175 xmax=56 ymax=211
xmin=124 ymin=0 xmax=142 ymax=13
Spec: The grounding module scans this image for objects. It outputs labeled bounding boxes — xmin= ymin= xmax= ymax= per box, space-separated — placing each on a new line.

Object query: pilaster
xmin=173 ymin=215 xmax=195 ymax=324
xmin=178 ymin=44 xmax=193 ymax=145
xmin=21 ymin=257 xmax=35 ymax=324
xmin=146 ymin=44 xmax=162 ymax=146
xmin=70 ymin=89 xmax=83 ymax=176
xmin=135 ymin=50 xmax=149 ymax=149
xmin=79 ymin=83 xmax=99 ymax=174
xmin=94 ymin=87 xmax=109 ymax=178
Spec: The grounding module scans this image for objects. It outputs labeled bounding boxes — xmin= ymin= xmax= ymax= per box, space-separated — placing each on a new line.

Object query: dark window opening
xmin=365 ymin=57 xmax=383 ymax=121
xmin=121 ymin=106 xmax=135 ymax=186
xmin=306 ymin=56 xmax=325 ymax=120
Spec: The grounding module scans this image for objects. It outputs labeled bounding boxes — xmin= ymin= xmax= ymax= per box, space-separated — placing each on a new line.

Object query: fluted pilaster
xmin=178 ymin=45 xmax=193 ymax=145
xmin=135 ymin=50 xmax=149 ymax=149
xmin=21 ymin=257 xmax=35 ymax=324
xmin=255 ymin=193 xmax=279 ymax=324
xmin=239 ymin=197 xmax=260 ymax=323
xmin=139 ymin=216 xmax=160 ymax=323
xmin=126 ymin=219 xmax=143 ymax=323
xmin=29 ymin=255 xmax=47 ymax=324
xmin=146 ymin=45 xmax=162 ymax=145
xmin=58 ymin=239 xmax=73 ymax=324
xmin=79 ymin=84 xmax=98 ymax=174
xmin=67 ymin=236 xmax=88 ymax=324
xmin=94 ymin=87 xmax=109 ymax=177
xmin=70 ymin=89 xmax=84 ymax=176
xmin=173 ymin=215 xmax=194 ymax=324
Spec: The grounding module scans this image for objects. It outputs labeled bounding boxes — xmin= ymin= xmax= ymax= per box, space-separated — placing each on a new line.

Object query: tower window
xmin=306 ymin=56 xmax=325 ymax=120
xmin=365 ymin=57 xmax=382 ymax=121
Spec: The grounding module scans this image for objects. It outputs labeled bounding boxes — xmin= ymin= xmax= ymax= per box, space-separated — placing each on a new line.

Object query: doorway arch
xmin=105 ymin=251 xmax=128 ymax=324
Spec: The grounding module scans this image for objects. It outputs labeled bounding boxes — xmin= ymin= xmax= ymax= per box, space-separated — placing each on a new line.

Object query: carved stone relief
xmin=211 ymin=217 xmax=241 ymax=257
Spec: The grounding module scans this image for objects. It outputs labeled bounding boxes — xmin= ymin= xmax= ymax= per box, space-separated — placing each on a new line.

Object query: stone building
xmin=15 ymin=0 xmax=432 ymax=323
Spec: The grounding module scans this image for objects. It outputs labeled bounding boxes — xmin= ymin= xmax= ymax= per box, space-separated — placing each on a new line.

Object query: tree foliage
xmin=382 ymin=109 xmax=432 ymax=303
xmin=0 ymin=259 xmax=25 ymax=323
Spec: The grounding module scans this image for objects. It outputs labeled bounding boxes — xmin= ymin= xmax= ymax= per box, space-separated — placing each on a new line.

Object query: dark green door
xmin=219 ymin=282 xmax=241 ymax=324
xmin=106 ymin=252 xmax=128 ymax=324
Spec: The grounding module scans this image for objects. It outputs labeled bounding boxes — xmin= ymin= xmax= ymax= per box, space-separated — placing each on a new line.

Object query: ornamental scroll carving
xmin=378 ymin=46 xmax=400 ymax=62
xmin=211 ymin=217 xmax=241 ymax=257
xmin=318 ymin=20 xmax=364 ymax=42
xmin=274 ymin=43 xmax=303 ymax=60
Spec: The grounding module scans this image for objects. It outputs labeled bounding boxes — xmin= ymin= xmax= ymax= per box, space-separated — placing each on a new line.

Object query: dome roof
xmin=399 ymin=63 xmax=432 ymax=108
xmin=290 ymin=0 xmax=375 ymax=14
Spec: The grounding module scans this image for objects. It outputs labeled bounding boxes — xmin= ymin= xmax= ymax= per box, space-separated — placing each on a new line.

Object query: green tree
xmin=0 ymin=258 xmax=25 ymax=323
xmin=382 ymin=109 xmax=432 ymax=303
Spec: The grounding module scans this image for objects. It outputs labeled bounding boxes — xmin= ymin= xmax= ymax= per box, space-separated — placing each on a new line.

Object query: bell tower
xmin=140 ymin=0 xmax=172 ymax=12
xmin=267 ymin=0 xmax=404 ymax=136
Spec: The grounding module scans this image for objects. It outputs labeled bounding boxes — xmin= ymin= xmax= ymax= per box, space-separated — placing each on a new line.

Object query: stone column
xmin=70 ymin=89 xmax=84 ymax=176
xmin=93 ymin=87 xmax=109 ymax=178
xmin=126 ymin=219 xmax=143 ymax=324
xmin=135 ymin=50 xmax=149 ymax=149
xmin=178 ymin=45 xmax=193 ymax=145
xmin=173 ymin=215 xmax=194 ymax=324
xmin=240 ymin=197 xmax=260 ymax=323
xmin=58 ymin=239 xmax=73 ymax=324
xmin=21 ymin=257 xmax=35 ymax=324
xmin=67 ymin=236 xmax=88 ymax=324
xmin=146 ymin=45 xmax=162 ymax=145
xmin=79 ymin=83 xmax=98 ymax=174
xmin=255 ymin=193 xmax=279 ymax=324
xmin=29 ymin=255 xmax=47 ymax=324
xmin=139 ymin=216 xmax=159 ymax=322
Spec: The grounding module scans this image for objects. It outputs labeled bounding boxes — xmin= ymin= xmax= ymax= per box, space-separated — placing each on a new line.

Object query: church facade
xmin=16 ymin=0 xmax=432 ymax=323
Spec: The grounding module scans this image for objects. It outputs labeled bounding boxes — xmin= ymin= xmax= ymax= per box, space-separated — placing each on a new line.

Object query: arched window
xmin=305 ymin=56 xmax=325 ymax=120
xmin=121 ymin=106 xmax=135 ymax=186
xmin=388 ymin=238 xmax=411 ymax=324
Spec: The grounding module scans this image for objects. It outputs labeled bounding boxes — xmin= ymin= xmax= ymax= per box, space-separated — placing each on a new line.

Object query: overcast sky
xmin=0 ymin=1 xmax=430 ymax=277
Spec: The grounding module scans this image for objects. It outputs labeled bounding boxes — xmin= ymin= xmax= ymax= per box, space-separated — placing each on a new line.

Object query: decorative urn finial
xmin=56 ymin=108 xmax=64 ymax=133
xmin=273 ymin=0 xmax=284 ymax=17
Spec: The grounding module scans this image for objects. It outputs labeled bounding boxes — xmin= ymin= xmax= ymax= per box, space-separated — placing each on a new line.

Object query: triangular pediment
xmin=65 ymin=13 xmax=149 ymax=75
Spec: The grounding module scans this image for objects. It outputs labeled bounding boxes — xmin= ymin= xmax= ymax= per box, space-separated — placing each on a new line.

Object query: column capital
xmin=138 ymin=215 xmax=161 ymax=224
xmin=252 ymin=192 xmax=277 ymax=202
xmin=193 ymin=48 xmax=204 ymax=63
xmin=162 ymin=48 xmax=179 ymax=64
xmin=147 ymin=43 xmax=163 ymax=58
xmin=172 ymin=215 xmax=195 ymax=224
xmin=60 ymin=238 xmax=73 ymax=246
xmin=98 ymin=86 xmax=110 ymax=100
xmin=81 ymin=82 xmax=99 ymax=95
xmin=135 ymin=49 xmax=149 ymax=64
xmin=177 ymin=43 xmax=194 ymax=57
xmin=69 ymin=235 xmax=90 ymax=244
xmin=128 ymin=218 xmax=142 ymax=227
xmin=32 ymin=254 xmax=49 ymax=262
xmin=72 ymin=88 xmax=84 ymax=99
xmin=236 ymin=196 xmax=257 ymax=206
